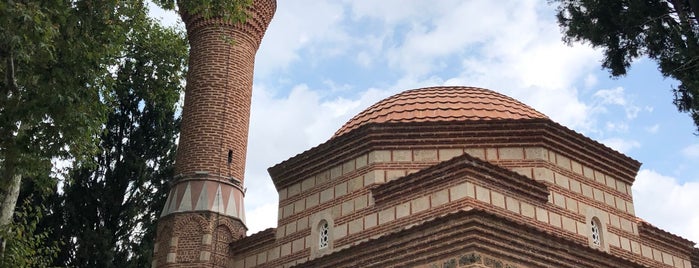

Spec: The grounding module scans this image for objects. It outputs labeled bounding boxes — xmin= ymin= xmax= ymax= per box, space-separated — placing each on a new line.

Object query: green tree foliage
xmin=0 ymin=198 xmax=59 ymax=268
xmin=154 ymin=0 xmax=252 ymax=24
xmin=553 ymin=0 xmax=699 ymax=132
xmin=0 ymin=0 xmax=145 ymax=254
xmin=48 ymin=12 xmax=186 ymax=267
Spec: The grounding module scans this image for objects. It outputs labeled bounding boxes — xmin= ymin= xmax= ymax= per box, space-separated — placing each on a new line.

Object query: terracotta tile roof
xmin=334 ymin=86 xmax=548 ymax=137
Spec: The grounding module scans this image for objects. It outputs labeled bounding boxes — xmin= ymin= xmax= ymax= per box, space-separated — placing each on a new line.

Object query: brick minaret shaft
xmin=153 ymin=1 xmax=276 ymax=267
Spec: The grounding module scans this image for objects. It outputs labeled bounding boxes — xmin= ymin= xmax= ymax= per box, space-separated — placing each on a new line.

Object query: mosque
xmin=151 ymin=0 xmax=699 ymax=267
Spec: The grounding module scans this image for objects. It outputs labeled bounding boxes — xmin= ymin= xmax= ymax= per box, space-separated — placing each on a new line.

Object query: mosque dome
xmin=334 ymin=86 xmax=548 ymax=137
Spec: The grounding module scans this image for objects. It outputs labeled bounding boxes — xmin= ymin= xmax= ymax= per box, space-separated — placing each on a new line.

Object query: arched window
xmin=319 ymin=220 xmax=330 ymax=249
xmin=590 ymin=217 xmax=602 ymax=247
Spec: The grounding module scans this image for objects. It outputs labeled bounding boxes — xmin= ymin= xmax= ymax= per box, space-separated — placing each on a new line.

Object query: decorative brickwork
xmin=153 ymin=1 xmax=276 ymax=267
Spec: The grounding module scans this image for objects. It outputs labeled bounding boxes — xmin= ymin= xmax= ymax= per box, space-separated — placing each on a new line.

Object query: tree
xmin=553 ymin=0 xmax=699 ymax=132
xmin=0 ymin=0 xmax=149 ymax=255
xmin=46 ymin=11 xmax=186 ymax=267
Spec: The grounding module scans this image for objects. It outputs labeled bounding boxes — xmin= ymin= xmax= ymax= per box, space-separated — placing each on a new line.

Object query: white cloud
xmin=633 ymin=170 xmax=699 ymax=244
xmin=599 ymin=138 xmax=640 ymax=154
xmin=645 ymin=124 xmax=660 ymax=134
xmin=245 ymin=203 xmax=278 ymax=235
xmin=682 ymin=144 xmax=699 ymax=158
xmin=592 ymin=87 xmax=641 ymax=120
xmin=256 ymin=0 xmax=348 ymax=76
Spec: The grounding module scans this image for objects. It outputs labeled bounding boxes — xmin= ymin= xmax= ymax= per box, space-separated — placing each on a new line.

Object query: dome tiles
xmin=334 ymin=86 xmax=549 ymax=137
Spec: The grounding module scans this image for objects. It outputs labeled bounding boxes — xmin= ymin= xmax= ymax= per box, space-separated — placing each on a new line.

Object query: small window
xmin=319 ymin=220 xmax=329 ymax=249
xmin=590 ymin=217 xmax=602 ymax=247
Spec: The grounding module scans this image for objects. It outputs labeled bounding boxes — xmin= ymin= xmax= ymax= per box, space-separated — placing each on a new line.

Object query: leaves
xmin=553 ymin=0 xmax=699 ymax=133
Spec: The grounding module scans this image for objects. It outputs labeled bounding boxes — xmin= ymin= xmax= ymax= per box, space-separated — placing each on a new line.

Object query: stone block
xmin=524 ymin=147 xmax=547 ymax=160
xmin=594 ymin=170 xmax=606 ymax=184
xmin=605 ymin=176 xmax=617 ymax=189
xmin=330 ymin=165 xmax=343 ymax=180
xmin=533 ymin=168 xmax=554 ymax=184
xmin=297 ymin=216 xmax=309 ymax=231
xmin=498 ymin=147 xmax=524 ymax=160
xmin=342 ymin=160 xmax=356 ymax=175
xmin=414 ymin=149 xmax=438 ymax=161
xmin=555 ymin=154 xmax=571 ymax=170
xmin=279 ymin=188 xmax=288 ymax=200
xmin=355 ymin=195 xmax=368 ymax=210
xmin=379 ymin=207 xmax=395 ymax=225
xmin=570 ymin=179 xmax=582 ymax=194
xmin=566 ymin=197 xmax=578 ymax=213
xmin=604 ymin=192 xmax=615 ymax=207
xmin=430 ymin=189 xmax=449 ymax=207
xmin=582 ymin=166 xmax=594 ymax=180
xmin=662 ymin=252 xmax=673 ymax=265
xmin=411 ymin=195 xmax=430 ymax=213
xmin=316 ymin=170 xmax=330 ymax=184
xmin=581 ymin=184 xmax=593 ymax=198
xmin=393 ymin=150 xmax=412 ymax=162
xmin=288 ymin=183 xmax=301 ymax=197
xmin=386 ymin=170 xmax=405 ymax=182
xmin=355 ymin=154 xmax=368 ymax=169
xmin=439 ymin=148 xmax=463 ymax=161
xmin=475 ymin=185 xmax=490 ymax=203
xmin=521 ymin=202 xmax=535 ymax=218
xmin=554 ymin=173 xmax=570 ymax=189
xmin=283 ymin=204 xmax=294 ymax=218
xmin=449 ymin=182 xmax=474 ymax=201
xmin=334 ymin=223 xmax=347 ymax=240
xmin=294 ymin=199 xmax=305 ymax=214
xmin=280 ymin=242 xmax=292 ymax=257
xmin=365 ymin=213 xmax=378 ymax=229
xmin=630 ymin=240 xmax=640 ymax=255
xmin=505 ymin=196 xmax=519 ymax=213
xmin=349 ymin=218 xmax=363 ymax=234
xmin=306 ymin=193 xmax=319 ymax=208
xmin=301 ymin=177 xmax=315 ymax=192
xmin=167 ymin=253 xmax=176 ymax=263
xmin=268 ymin=247 xmax=280 ymax=261
xmin=571 ymin=161 xmax=583 ymax=175
xmin=592 ymin=188 xmax=604 ymax=203
xmin=486 ymin=148 xmax=498 ymax=160
xmin=348 ymin=176 xmax=364 ymax=192
xmin=535 ymin=207 xmax=548 ymax=222
xmin=292 ymin=238 xmax=305 ymax=253
xmin=491 ymin=191 xmax=505 ymax=209
xmin=464 ymin=148 xmax=485 ymax=159
xmin=342 ymin=200 xmax=354 ymax=216
xmin=335 ymin=182 xmax=348 ymax=197
xmin=549 ymin=212 xmax=562 ymax=228
xmin=562 ymin=216 xmax=577 ymax=233
xmin=553 ymin=192 xmax=565 ymax=208
xmin=320 ymin=188 xmax=334 ymax=203
xmin=256 ymin=252 xmax=267 ymax=265
xmin=511 ymin=167 xmax=532 ymax=178
xmin=201 ymin=234 xmax=212 ymax=245
xmin=245 ymin=255 xmax=257 ymax=268
xmin=396 ymin=202 xmax=411 ymax=219
xmin=371 ymin=150 xmax=391 ymax=163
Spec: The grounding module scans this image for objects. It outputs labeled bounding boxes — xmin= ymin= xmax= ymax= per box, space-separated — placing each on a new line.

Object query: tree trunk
xmin=0 ymin=169 xmax=21 ymax=259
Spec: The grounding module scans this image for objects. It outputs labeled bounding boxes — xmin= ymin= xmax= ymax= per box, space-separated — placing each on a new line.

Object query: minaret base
xmin=153 ymin=212 xmax=246 ymax=268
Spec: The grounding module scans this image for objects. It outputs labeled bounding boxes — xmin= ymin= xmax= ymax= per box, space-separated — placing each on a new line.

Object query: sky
xmin=149 ymin=1 xmax=699 ymax=245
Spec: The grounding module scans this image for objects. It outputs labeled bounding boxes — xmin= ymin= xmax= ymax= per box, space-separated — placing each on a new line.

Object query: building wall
xmin=237 ymin=142 xmax=692 ymax=268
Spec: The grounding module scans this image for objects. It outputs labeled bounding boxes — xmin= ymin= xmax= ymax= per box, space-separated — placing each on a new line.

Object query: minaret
xmin=153 ymin=1 xmax=276 ymax=267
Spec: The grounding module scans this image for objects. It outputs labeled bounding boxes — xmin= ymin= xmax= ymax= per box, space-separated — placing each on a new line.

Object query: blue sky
xmin=150 ymin=1 xmax=699 ymax=244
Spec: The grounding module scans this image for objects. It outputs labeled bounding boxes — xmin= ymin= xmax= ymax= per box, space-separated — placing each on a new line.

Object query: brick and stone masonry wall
xmin=241 ymin=145 xmax=692 ymax=268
